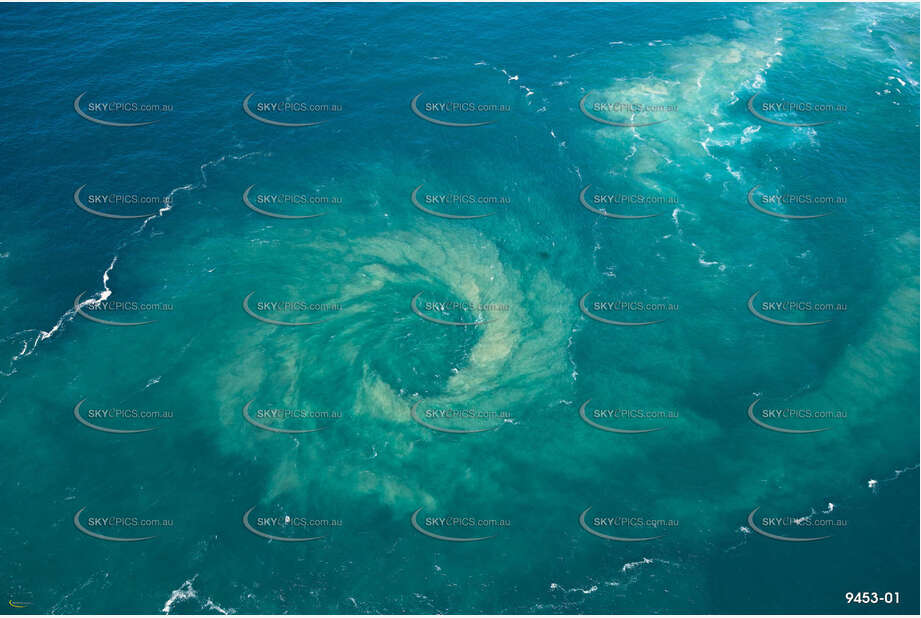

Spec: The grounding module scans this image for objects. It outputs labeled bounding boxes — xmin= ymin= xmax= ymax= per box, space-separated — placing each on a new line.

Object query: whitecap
xmin=0 ymin=151 xmax=264 ymax=376
xmin=621 ymin=557 xmax=654 ymax=572
xmin=162 ymin=577 xmax=198 ymax=614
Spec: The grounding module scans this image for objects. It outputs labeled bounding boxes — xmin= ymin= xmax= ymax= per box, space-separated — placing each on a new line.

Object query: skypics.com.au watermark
xmin=580 ymin=507 xmax=678 ymax=542
xmin=747 ymin=506 xmax=847 ymax=542
xmin=243 ymin=506 xmax=341 ymax=542
xmin=74 ymin=293 xmax=174 ymax=326
xmin=579 ymin=399 xmax=678 ymax=434
xmin=580 ymin=292 xmax=678 ymax=326
xmin=243 ymin=292 xmax=342 ymax=326
xmin=411 ymin=507 xmax=510 ymax=542
xmin=747 ymin=291 xmax=846 ymax=326
xmin=74 ymin=93 xmax=173 ymax=127
xmin=747 ymin=397 xmax=846 ymax=434
xmin=74 ymin=507 xmax=172 ymax=542
xmin=243 ymin=93 xmax=343 ymax=127
xmin=411 ymin=92 xmax=510 ymax=127
xmin=242 ymin=400 xmax=342 ymax=434
xmin=747 ymin=93 xmax=847 ymax=127
xmin=411 ymin=292 xmax=510 ymax=326
xmin=74 ymin=185 xmax=169 ymax=219
xmin=579 ymin=91 xmax=677 ymax=127
xmin=411 ymin=184 xmax=509 ymax=219
xmin=747 ymin=186 xmax=846 ymax=219
xmin=243 ymin=185 xmax=341 ymax=219
xmin=73 ymin=398 xmax=172 ymax=434
xmin=410 ymin=400 xmax=511 ymax=434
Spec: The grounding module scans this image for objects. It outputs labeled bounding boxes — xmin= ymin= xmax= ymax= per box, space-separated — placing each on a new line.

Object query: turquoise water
xmin=0 ymin=2 xmax=918 ymax=614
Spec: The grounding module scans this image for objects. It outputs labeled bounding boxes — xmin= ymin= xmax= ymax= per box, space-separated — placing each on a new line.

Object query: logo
xmin=578 ymin=507 xmax=665 ymax=542
xmin=73 ymin=92 xmax=158 ymax=127
xmin=578 ymin=399 xmax=664 ymax=434
xmin=579 ymin=92 xmax=667 ymax=128
xmin=746 ymin=507 xmax=833 ymax=542
xmin=746 ymin=398 xmax=831 ymax=434
xmin=242 ymin=93 xmax=328 ymax=127
xmin=242 ymin=506 xmax=326 ymax=542
xmin=410 ymin=93 xmax=495 ymax=127
xmin=242 ymin=185 xmax=327 ymax=219
xmin=410 ymin=184 xmax=496 ymax=220
xmin=73 ymin=185 xmax=157 ymax=219
xmin=746 ymin=291 xmax=833 ymax=326
xmin=73 ymin=292 xmax=156 ymax=327
xmin=746 ymin=94 xmax=831 ymax=128
xmin=746 ymin=186 xmax=831 ymax=220
xmin=579 ymin=292 xmax=667 ymax=326
xmin=410 ymin=292 xmax=501 ymax=326
xmin=410 ymin=507 xmax=497 ymax=542
xmin=73 ymin=507 xmax=157 ymax=542
xmin=242 ymin=292 xmax=335 ymax=326
xmin=409 ymin=401 xmax=505 ymax=434
xmin=242 ymin=400 xmax=333 ymax=434
xmin=578 ymin=185 xmax=663 ymax=219
xmin=73 ymin=398 xmax=159 ymax=435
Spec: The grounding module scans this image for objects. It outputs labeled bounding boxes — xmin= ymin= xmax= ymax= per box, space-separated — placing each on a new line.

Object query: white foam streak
xmin=0 ymin=152 xmax=263 ymax=376
xmin=162 ymin=577 xmax=197 ymax=614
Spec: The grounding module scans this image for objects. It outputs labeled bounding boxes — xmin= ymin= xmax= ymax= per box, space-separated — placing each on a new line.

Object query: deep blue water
xmin=0 ymin=3 xmax=918 ymax=614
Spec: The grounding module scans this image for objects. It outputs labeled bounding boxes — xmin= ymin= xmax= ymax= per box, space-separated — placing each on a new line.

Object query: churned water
xmin=0 ymin=2 xmax=918 ymax=614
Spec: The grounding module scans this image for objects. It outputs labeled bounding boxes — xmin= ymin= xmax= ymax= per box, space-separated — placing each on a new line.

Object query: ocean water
xmin=0 ymin=2 xmax=918 ymax=614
